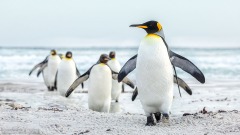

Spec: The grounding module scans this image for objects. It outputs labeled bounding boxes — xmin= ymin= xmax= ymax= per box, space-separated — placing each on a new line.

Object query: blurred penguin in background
xmin=107 ymin=51 xmax=124 ymax=102
xmin=55 ymin=51 xmax=83 ymax=97
xmin=47 ymin=49 xmax=61 ymax=91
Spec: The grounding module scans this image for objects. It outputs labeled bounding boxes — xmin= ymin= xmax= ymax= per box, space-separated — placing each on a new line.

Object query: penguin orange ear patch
xmin=157 ymin=23 xmax=162 ymax=31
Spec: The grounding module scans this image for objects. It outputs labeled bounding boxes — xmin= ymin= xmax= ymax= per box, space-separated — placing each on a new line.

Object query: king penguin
xmin=47 ymin=49 xmax=61 ymax=91
xmin=107 ymin=51 xmax=123 ymax=102
xmin=55 ymin=51 xmax=82 ymax=97
xmin=65 ymin=54 xmax=136 ymax=113
xmin=117 ymin=20 xmax=205 ymax=126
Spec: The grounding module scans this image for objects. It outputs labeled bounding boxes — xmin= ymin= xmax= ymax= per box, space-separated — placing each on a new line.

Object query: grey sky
xmin=0 ymin=0 xmax=240 ymax=48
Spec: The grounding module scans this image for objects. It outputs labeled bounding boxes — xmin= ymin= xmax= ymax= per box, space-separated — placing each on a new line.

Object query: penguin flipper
xmin=173 ymin=75 xmax=192 ymax=95
xmin=37 ymin=63 xmax=47 ymax=77
xmin=73 ymin=60 xmax=84 ymax=88
xmin=112 ymin=73 xmax=135 ymax=89
xmin=169 ymin=51 xmax=205 ymax=83
xmin=131 ymin=87 xmax=138 ymax=101
xmin=65 ymin=65 xmax=95 ymax=97
xmin=29 ymin=62 xmax=43 ymax=76
xmin=29 ymin=56 xmax=48 ymax=76
xmin=73 ymin=59 xmax=81 ymax=77
xmin=118 ymin=54 xmax=137 ymax=82
xmin=65 ymin=74 xmax=89 ymax=97
xmin=54 ymin=71 xmax=58 ymax=90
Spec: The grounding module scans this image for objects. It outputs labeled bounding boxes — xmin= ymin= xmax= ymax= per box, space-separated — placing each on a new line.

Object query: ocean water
xmin=0 ymin=47 xmax=240 ymax=82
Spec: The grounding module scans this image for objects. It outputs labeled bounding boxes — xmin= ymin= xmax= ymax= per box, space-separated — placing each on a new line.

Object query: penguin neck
xmin=99 ymin=63 xmax=107 ymax=66
xmin=64 ymin=57 xmax=72 ymax=60
xmin=111 ymin=58 xmax=116 ymax=60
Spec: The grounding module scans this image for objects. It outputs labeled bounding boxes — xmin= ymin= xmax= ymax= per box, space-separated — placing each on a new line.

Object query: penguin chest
xmin=88 ymin=65 xmax=112 ymax=100
xmin=57 ymin=60 xmax=77 ymax=95
xmin=48 ymin=56 xmax=61 ymax=85
xmin=136 ymin=35 xmax=173 ymax=105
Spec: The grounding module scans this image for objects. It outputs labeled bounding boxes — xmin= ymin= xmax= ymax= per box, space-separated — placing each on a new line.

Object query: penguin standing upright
xmin=107 ymin=51 xmax=123 ymax=102
xmin=55 ymin=51 xmax=82 ymax=97
xmin=118 ymin=21 xmax=205 ymax=126
xmin=65 ymin=54 xmax=136 ymax=113
xmin=47 ymin=49 xmax=61 ymax=91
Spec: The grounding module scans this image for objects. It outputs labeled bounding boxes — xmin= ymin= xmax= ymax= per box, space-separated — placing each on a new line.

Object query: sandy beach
xmin=0 ymin=80 xmax=239 ymax=135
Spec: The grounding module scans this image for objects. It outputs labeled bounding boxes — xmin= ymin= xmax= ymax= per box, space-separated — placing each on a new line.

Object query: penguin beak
xmin=104 ymin=56 xmax=111 ymax=61
xmin=130 ymin=24 xmax=148 ymax=29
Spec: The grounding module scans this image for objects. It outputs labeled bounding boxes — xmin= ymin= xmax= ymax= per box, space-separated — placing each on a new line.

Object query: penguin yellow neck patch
xmin=146 ymin=34 xmax=160 ymax=38
xmin=100 ymin=63 xmax=106 ymax=66
xmin=111 ymin=58 xmax=116 ymax=60
xmin=65 ymin=57 xmax=72 ymax=60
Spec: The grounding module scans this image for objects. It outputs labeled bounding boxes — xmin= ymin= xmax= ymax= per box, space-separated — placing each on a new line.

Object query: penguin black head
xmin=130 ymin=20 xmax=162 ymax=34
xmin=51 ymin=49 xmax=57 ymax=56
xmin=65 ymin=51 xmax=72 ymax=59
xmin=99 ymin=54 xmax=111 ymax=64
xmin=109 ymin=51 xmax=116 ymax=59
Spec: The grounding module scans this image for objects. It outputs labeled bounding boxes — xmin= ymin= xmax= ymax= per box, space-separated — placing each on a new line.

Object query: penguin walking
xmin=118 ymin=21 xmax=205 ymax=126
xmin=107 ymin=51 xmax=123 ymax=102
xmin=65 ymin=54 xmax=136 ymax=113
xmin=47 ymin=50 xmax=61 ymax=91
xmin=55 ymin=51 xmax=83 ymax=97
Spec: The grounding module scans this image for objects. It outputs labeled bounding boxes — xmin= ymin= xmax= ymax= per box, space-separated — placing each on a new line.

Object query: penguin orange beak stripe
xmin=129 ymin=24 xmax=148 ymax=29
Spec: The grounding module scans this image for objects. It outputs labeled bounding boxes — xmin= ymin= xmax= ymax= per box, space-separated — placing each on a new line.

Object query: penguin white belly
xmin=42 ymin=67 xmax=50 ymax=88
xmin=57 ymin=60 xmax=77 ymax=97
xmin=88 ymin=64 xmax=112 ymax=112
xmin=107 ymin=60 xmax=122 ymax=101
xmin=48 ymin=56 xmax=61 ymax=88
xmin=136 ymin=34 xmax=173 ymax=115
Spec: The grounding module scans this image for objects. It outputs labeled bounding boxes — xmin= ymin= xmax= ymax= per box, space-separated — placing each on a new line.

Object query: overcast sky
xmin=0 ymin=0 xmax=240 ymax=48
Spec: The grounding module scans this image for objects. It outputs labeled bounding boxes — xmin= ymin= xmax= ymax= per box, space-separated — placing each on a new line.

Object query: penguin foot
xmin=48 ymin=87 xmax=54 ymax=91
xmin=115 ymin=100 xmax=118 ymax=102
xmin=145 ymin=115 xmax=156 ymax=126
xmin=162 ymin=113 xmax=169 ymax=123
xmin=154 ymin=112 xmax=162 ymax=123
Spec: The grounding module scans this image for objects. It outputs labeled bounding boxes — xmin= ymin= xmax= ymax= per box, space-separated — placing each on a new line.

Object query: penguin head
xmin=130 ymin=20 xmax=162 ymax=34
xmin=99 ymin=54 xmax=111 ymax=64
xmin=65 ymin=51 xmax=72 ymax=59
xmin=51 ymin=49 xmax=57 ymax=56
xmin=109 ymin=51 xmax=116 ymax=59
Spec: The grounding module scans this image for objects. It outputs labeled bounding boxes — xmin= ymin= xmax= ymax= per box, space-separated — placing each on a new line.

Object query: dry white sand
xmin=0 ymin=80 xmax=240 ymax=135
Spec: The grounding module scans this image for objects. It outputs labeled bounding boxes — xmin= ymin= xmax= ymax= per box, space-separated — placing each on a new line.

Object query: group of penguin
xmin=30 ymin=20 xmax=205 ymax=126
xmin=29 ymin=50 xmax=135 ymax=111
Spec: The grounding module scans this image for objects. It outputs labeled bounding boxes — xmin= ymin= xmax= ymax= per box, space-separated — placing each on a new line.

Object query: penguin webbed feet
xmin=48 ymin=87 xmax=55 ymax=91
xmin=154 ymin=112 xmax=162 ymax=123
xmin=145 ymin=114 xmax=156 ymax=126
